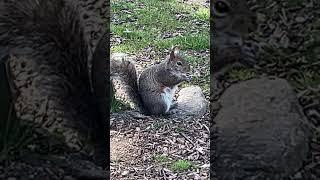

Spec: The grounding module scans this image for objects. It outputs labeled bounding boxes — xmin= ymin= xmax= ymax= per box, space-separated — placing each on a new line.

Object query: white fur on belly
xmin=161 ymin=86 xmax=177 ymax=113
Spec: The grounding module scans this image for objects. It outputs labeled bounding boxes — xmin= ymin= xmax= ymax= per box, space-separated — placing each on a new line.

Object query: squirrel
xmin=111 ymin=46 xmax=191 ymax=115
xmin=0 ymin=0 xmax=109 ymax=169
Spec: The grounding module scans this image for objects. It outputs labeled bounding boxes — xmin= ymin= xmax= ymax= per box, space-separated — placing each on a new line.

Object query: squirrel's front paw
xmin=166 ymin=108 xmax=178 ymax=115
xmin=170 ymin=101 xmax=178 ymax=110
xmin=183 ymin=73 xmax=192 ymax=82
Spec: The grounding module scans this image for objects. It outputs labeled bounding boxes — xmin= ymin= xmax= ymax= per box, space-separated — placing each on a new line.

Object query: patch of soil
xmin=111 ymin=131 xmax=143 ymax=163
xmin=110 ymin=111 xmax=210 ymax=179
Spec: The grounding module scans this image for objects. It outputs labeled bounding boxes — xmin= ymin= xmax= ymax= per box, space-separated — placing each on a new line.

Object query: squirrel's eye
xmin=177 ymin=61 xmax=182 ymax=66
xmin=214 ymin=1 xmax=230 ymax=15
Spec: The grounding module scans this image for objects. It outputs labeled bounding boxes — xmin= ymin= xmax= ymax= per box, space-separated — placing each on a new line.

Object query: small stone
xmin=188 ymin=173 xmax=201 ymax=180
xmin=163 ymin=147 xmax=168 ymax=152
xmin=177 ymin=138 xmax=185 ymax=144
xmin=121 ymin=171 xmax=129 ymax=176
xmin=293 ymin=172 xmax=302 ymax=179
xmin=295 ymin=16 xmax=305 ymax=23
xmin=201 ymin=164 xmax=210 ymax=168
xmin=196 ymin=147 xmax=204 ymax=154
xmin=194 ymin=174 xmax=201 ymax=180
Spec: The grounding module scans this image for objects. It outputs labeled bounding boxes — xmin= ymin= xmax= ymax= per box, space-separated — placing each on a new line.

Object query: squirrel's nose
xmin=185 ymin=73 xmax=192 ymax=82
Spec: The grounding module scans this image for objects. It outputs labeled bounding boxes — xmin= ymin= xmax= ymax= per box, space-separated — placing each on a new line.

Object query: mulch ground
xmin=110 ymin=112 xmax=210 ymax=180
xmin=111 ymin=0 xmax=320 ymax=179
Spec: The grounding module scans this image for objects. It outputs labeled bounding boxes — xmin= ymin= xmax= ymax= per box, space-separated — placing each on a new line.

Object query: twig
xmin=179 ymin=132 xmax=195 ymax=147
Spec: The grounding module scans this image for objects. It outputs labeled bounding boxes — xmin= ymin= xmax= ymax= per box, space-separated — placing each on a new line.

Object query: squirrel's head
xmin=165 ymin=46 xmax=191 ymax=82
xmin=212 ymin=0 xmax=256 ymax=48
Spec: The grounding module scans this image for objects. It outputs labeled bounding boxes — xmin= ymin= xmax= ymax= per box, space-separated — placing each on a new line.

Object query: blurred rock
xmin=214 ymin=77 xmax=313 ymax=179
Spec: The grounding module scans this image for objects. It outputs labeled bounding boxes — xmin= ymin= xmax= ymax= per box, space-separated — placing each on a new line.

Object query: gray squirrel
xmin=0 ymin=0 xmax=109 ymax=169
xmin=111 ymin=46 xmax=191 ymax=115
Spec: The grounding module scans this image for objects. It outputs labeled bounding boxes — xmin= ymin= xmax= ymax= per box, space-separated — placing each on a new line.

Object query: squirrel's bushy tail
xmin=110 ymin=53 xmax=143 ymax=112
xmin=0 ymin=0 xmax=109 ymax=168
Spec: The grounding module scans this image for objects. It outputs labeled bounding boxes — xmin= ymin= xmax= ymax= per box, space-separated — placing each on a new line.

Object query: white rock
xmin=175 ymin=86 xmax=208 ymax=117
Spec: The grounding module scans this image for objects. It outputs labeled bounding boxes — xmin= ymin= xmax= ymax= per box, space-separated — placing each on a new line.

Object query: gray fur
xmin=138 ymin=47 xmax=190 ymax=115
xmin=110 ymin=47 xmax=190 ymax=115
xmin=0 ymin=0 xmax=109 ymax=168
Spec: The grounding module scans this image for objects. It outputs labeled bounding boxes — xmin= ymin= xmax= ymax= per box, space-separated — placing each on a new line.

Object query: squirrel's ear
xmin=169 ymin=46 xmax=180 ymax=61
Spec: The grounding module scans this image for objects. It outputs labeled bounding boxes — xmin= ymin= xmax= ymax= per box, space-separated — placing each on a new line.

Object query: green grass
xmin=110 ymin=83 xmax=130 ymax=113
xmin=111 ymin=0 xmax=209 ymax=53
xmin=153 ymin=154 xmax=195 ymax=172
xmin=194 ymin=7 xmax=210 ymax=21
xmin=154 ymin=154 xmax=170 ymax=164
xmin=111 ymin=97 xmax=130 ymax=113
xmin=155 ymin=34 xmax=209 ymax=50
xmin=170 ymin=159 xmax=193 ymax=172
xmin=228 ymin=68 xmax=257 ymax=81
xmin=174 ymin=127 xmax=186 ymax=133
